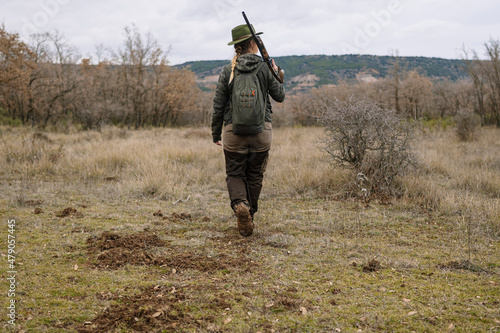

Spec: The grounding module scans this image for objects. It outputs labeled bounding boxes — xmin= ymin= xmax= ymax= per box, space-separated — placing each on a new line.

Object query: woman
xmin=211 ymin=23 xmax=285 ymax=237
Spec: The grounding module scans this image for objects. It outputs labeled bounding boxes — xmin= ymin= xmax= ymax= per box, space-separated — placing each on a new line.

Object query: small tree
xmin=319 ymin=97 xmax=419 ymax=198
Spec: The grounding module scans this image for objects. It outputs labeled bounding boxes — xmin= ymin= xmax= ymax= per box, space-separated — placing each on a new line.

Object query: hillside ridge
xmin=175 ymin=54 xmax=467 ymax=93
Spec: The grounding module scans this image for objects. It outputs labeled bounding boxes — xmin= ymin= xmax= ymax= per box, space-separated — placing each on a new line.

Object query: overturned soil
xmin=56 ymin=207 xmax=83 ymax=218
xmin=79 ymin=230 xmax=258 ymax=332
xmin=362 ymin=258 xmax=382 ymax=272
xmin=152 ymin=210 xmax=205 ymax=223
xmin=437 ymin=260 xmax=485 ymax=272
xmin=87 ymin=231 xmax=167 ymax=252
xmin=86 ymin=231 xmax=256 ymax=272
xmin=75 ymin=285 xmax=218 ymax=332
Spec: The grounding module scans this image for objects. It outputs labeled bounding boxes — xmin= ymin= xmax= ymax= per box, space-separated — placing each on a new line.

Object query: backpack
xmin=230 ymin=62 xmax=266 ymax=135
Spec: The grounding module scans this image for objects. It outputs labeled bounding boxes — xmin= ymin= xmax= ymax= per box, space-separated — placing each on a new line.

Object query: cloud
xmin=396 ymin=19 xmax=461 ymax=38
xmin=1 ymin=0 xmax=499 ymax=64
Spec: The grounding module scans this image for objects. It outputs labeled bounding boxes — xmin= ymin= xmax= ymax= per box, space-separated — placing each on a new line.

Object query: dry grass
xmin=402 ymin=128 xmax=500 ymax=235
xmin=0 ymin=125 xmax=499 ymax=332
xmin=0 ymin=126 xmax=343 ymax=202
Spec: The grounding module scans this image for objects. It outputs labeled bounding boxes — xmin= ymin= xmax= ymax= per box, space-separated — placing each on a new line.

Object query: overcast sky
xmin=1 ymin=0 xmax=499 ymax=65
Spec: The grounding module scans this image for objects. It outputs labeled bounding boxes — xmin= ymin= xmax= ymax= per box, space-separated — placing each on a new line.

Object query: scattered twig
xmin=173 ymin=195 xmax=191 ymax=205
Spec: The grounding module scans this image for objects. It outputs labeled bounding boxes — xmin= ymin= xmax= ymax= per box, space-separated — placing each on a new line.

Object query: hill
xmin=176 ymin=54 xmax=468 ymax=93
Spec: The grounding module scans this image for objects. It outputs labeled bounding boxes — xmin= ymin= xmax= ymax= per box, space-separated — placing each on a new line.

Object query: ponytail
xmin=229 ymin=39 xmax=252 ymax=84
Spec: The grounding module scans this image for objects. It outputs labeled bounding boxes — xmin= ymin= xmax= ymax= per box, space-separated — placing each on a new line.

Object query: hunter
xmin=211 ymin=23 xmax=285 ymax=237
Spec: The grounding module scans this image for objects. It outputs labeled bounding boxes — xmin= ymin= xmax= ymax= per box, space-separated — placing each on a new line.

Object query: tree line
xmin=275 ymin=41 xmax=500 ymax=128
xmin=1 ymin=23 xmax=499 ymax=130
xmin=0 ymin=24 xmax=207 ymax=130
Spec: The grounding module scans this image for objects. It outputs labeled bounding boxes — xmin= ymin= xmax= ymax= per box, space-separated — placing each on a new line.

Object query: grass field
xmin=0 ymin=125 xmax=499 ymax=332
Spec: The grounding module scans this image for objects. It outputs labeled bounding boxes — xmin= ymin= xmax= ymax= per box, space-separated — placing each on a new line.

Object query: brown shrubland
xmin=1 ymin=125 xmax=498 ymax=235
xmin=1 ymin=125 xmax=499 ymax=331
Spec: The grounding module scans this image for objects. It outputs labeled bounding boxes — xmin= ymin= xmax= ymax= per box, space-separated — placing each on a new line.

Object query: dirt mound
xmin=87 ymin=231 xmax=167 ymax=252
xmin=78 ymin=230 xmax=258 ymax=331
xmin=87 ymin=231 xmax=256 ymax=272
xmin=437 ymin=260 xmax=484 ymax=272
xmin=76 ymin=285 xmax=211 ymax=332
xmin=153 ymin=210 xmax=192 ymax=221
xmin=265 ymin=296 xmax=302 ymax=312
xmin=56 ymin=207 xmax=83 ymax=218
xmin=362 ymin=258 xmax=382 ymax=272
xmin=95 ymin=247 xmax=156 ymax=268
xmin=87 ymin=232 xmax=168 ymax=269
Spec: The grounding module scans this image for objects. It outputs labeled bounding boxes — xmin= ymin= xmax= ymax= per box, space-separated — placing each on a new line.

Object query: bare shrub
xmin=319 ymin=97 xmax=419 ymax=198
xmin=454 ymin=109 xmax=480 ymax=141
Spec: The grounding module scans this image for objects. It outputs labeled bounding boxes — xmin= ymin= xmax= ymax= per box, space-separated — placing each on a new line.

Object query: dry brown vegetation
xmin=0 ymin=25 xmax=204 ymax=130
xmin=0 ymin=125 xmax=498 ymax=332
xmin=319 ymin=97 xmax=419 ymax=198
xmin=2 ymin=24 xmax=500 ymax=133
xmin=274 ymin=41 xmax=500 ymax=129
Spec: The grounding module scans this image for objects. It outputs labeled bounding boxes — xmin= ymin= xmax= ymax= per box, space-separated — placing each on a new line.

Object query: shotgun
xmin=242 ymin=11 xmax=284 ymax=84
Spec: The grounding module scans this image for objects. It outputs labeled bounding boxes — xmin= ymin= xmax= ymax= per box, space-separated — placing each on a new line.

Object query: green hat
xmin=228 ymin=24 xmax=263 ymax=45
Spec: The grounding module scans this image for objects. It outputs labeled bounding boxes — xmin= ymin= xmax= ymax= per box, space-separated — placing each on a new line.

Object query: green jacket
xmin=211 ymin=53 xmax=286 ymax=143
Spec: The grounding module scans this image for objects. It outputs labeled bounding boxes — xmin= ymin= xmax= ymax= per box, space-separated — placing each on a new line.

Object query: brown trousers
xmin=223 ymin=123 xmax=272 ymax=215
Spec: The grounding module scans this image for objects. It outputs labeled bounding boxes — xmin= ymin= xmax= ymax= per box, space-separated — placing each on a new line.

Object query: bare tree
xmin=400 ymin=70 xmax=433 ymax=120
xmin=482 ymin=39 xmax=500 ymax=126
xmin=319 ymin=97 xmax=419 ymax=198
xmin=114 ymin=24 xmax=170 ymax=128
xmin=1 ymin=24 xmax=201 ymax=130
xmin=430 ymin=79 xmax=475 ymax=119
xmin=158 ymin=67 xmax=197 ymax=126
xmin=388 ymin=49 xmax=401 ymax=113
xmin=23 ymin=31 xmax=81 ymax=128
xmin=461 ymin=39 xmax=500 ymax=126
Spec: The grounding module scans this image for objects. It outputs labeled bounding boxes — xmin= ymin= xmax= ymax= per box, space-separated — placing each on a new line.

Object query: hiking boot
xmin=235 ymin=202 xmax=253 ymax=237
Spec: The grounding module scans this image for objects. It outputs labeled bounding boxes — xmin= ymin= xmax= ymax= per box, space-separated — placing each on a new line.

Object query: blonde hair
xmin=229 ymin=38 xmax=252 ymax=84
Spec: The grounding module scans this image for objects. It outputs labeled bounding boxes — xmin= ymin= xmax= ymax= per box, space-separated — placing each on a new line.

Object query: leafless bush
xmin=319 ymin=97 xmax=419 ymax=198
xmin=454 ymin=109 xmax=480 ymax=141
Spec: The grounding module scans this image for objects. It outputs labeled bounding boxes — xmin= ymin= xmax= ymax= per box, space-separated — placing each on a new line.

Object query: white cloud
xmin=1 ymin=0 xmax=499 ymax=64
